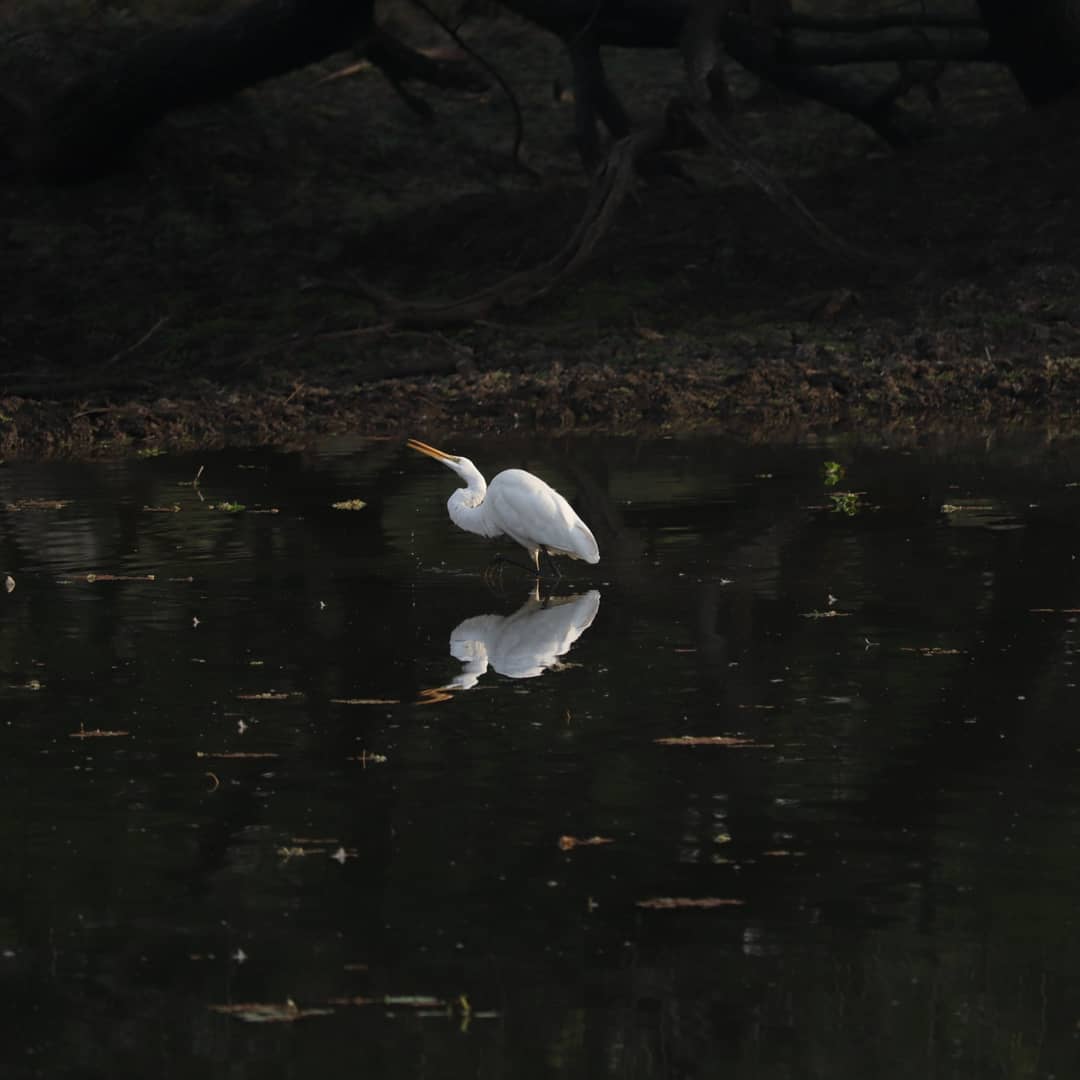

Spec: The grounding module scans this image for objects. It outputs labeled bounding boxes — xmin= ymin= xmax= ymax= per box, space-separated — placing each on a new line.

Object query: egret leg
xmin=488 ymin=552 xmax=537 ymax=576
xmin=538 ymin=548 xmax=563 ymax=581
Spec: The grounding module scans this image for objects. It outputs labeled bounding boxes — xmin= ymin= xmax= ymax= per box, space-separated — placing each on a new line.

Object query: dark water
xmin=3 ymin=432 xmax=1080 ymax=1078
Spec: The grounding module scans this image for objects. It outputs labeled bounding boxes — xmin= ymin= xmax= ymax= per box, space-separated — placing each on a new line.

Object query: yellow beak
xmin=406 ymin=438 xmax=458 ymax=463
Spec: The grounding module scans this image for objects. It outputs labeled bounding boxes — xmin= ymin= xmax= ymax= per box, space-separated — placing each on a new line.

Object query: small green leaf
xmin=830 ymin=491 xmax=861 ymax=516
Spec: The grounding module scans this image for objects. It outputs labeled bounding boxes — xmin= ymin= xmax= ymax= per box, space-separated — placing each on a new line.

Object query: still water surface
xmin=2 ymin=433 xmax=1080 ymax=1078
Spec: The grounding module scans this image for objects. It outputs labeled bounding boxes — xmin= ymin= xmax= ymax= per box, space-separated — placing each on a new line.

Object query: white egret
xmin=406 ymin=438 xmax=600 ymax=574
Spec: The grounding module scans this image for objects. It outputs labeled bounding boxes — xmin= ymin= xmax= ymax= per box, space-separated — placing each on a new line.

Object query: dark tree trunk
xmin=977 ymin=0 xmax=1080 ymax=103
xmin=18 ymin=0 xmax=374 ymax=180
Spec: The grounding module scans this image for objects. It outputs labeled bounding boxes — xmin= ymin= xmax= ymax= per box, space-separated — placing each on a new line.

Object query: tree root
xmin=353 ymin=97 xmax=899 ymax=331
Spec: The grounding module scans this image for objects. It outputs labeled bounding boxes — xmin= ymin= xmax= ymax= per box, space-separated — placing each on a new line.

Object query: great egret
xmin=406 ymin=438 xmax=600 ymax=574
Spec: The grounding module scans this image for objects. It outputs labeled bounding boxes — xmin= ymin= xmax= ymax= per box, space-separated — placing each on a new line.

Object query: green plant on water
xmin=823 ymin=460 xmax=845 ymax=487
xmin=830 ymin=491 xmax=861 ymax=516
xmin=213 ymin=502 xmax=245 ymax=513
xmin=136 ymin=447 xmax=166 ymax=458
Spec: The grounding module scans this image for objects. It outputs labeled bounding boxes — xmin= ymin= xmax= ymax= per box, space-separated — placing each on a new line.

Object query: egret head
xmin=407 ymin=438 xmax=484 ymax=492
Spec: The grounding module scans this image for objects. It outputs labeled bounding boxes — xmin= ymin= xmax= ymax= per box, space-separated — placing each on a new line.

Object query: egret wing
xmin=487 ymin=470 xmax=598 ymax=563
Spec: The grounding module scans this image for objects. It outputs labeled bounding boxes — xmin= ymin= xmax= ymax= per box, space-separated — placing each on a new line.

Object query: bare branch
xmin=407 ymin=0 xmax=530 ymax=169
xmin=102 ymin=316 xmax=170 ymax=369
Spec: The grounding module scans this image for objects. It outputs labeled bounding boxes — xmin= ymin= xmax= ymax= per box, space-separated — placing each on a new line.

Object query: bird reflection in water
xmin=417 ymin=588 xmax=600 ymax=702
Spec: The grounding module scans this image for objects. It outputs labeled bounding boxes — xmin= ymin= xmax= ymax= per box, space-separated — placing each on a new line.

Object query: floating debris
xmin=330 ymin=697 xmax=400 ymax=706
xmin=196 ymin=751 xmax=279 ymax=760
xmin=3 ymin=575 xmax=13 ymax=593
xmin=558 ymin=835 xmax=614 ymax=851
xmin=236 ymin=692 xmax=299 ymax=701
xmin=636 ymin=897 xmax=745 ymax=910
xmin=143 ymin=504 xmax=181 ymax=513
xmin=5 ymin=498 xmax=69 ymax=511
xmin=208 ymin=1000 xmax=333 ymax=1023
xmin=332 ymin=499 xmax=367 ymax=511
xmin=81 ymin=573 xmax=156 ymax=584
xmin=276 ymin=837 xmax=348 ymax=861
xmin=70 ymin=726 xmax=128 ymax=739
xmin=654 ymin=736 xmax=773 ymax=748
xmin=899 ymin=646 xmax=964 ymax=656
xmin=416 ymin=688 xmax=453 ymax=705
xmin=210 ymin=502 xmax=245 ymax=512
xmin=799 ymin=609 xmax=850 ymax=619
xmin=346 ymin=751 xmax=388 ymax=766
xmin=329 ymin=994 xmax=454 ymax=1009
xmin=277 ymin=846 xmax=313 ymax=860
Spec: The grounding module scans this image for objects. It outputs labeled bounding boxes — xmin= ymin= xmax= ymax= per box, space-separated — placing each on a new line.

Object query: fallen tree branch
xmin=102 ymin=315 xmax=171 ymax=369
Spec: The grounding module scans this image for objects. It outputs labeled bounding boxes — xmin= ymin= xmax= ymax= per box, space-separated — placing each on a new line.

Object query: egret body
xmin=407 ymin=438 xmax=599 ymax=573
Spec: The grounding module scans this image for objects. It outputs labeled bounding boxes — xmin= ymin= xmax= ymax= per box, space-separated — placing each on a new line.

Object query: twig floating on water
xmin=636 ymin=897 xmax=745 ymax=910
